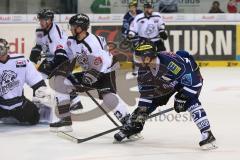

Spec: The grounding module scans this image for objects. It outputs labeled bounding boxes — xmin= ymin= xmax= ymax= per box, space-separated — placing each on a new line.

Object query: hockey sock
xmin=102 ymin=93 xmax=129 ymax=122
xmin=187 ymin=102 xmax=210 ymax=134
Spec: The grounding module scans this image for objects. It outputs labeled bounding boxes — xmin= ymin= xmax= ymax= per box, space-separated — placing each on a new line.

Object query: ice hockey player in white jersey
xmin=49 ymin=14 xmax=130 ymax=132
xmin=0 ymin=38 xmax=51 ymax=125
xmin=29 ymin=9 xmax=83 ymax=113
xmin=128 ymin=2 xmax=168 ymax=52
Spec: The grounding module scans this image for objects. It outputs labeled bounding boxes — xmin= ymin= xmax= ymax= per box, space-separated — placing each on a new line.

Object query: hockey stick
xmin=57 ymin=107 xmax=174 ymax=143
xmin=84 ymin=91 xmax=120 ymax=127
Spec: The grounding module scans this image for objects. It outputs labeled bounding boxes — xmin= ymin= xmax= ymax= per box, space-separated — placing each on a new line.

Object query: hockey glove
xmin=33 ymin=86 xmax=53 ymax=107
xmin=159 ymin=31 xmax=168 ymax=40
xmin=174 ymin=92 xmax=189 ymax=113
xmin=30 ymin=45 xmax=42 ymax=64
xmin=82 ymin=69 xmax=101 ymax=86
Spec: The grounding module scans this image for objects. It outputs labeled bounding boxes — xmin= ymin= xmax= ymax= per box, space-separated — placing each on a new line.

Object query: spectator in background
xmin=158 ymin=0 xmax=178 ymax=13
xmin=227 ymin=0 xmax=240 ymax=13
xmin=209 ymin=1 xmax=224 ymax=13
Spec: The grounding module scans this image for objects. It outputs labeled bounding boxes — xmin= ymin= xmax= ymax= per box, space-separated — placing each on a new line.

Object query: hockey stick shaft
xmin=85 ymin=91 xmax=120 ymax=127
xmin=58 ymin=107 xmax=174 ymax=143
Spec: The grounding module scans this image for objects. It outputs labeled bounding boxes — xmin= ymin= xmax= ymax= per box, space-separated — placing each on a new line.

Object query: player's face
xmin=134 ymin=55 xmax=153 ymax=66
xmin=144 ymin=7 xmax=153 ymax=16
xmin=39 ymin=18 xmax=52 ymax=30
xmin=70 ymin=25 xmax=82 ymax=36
xmin=129 ymin=6 xmax=137 ymax=14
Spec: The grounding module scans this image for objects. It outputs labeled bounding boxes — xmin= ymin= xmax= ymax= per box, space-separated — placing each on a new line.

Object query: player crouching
xmin=0 ymin=38 xmax=52 ymax=125
xmin=114 ymin=41 xmax=217 ymax=150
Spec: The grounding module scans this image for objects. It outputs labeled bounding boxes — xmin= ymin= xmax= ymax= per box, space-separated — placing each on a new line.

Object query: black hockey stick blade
xmin=57 ymin=107 xmax=174 ymax=143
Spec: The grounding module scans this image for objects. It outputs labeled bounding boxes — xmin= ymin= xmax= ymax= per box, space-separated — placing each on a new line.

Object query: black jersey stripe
xmin=0 ymin=96 xmax=23 ymax=106
xmin=94 ymin=35 xmax=104 ymax=50
xmin=137 ymin=15 xmax=162 ymax=22
xmin=82 ymin=40 xmax=92 ymax=53
xmin=9 ymin=56 xmax=24 ymax=59
xmin=48 ymin=34 xmax=52 ymax=43
xmin=55 ymin=25 xmax=62 ymax=39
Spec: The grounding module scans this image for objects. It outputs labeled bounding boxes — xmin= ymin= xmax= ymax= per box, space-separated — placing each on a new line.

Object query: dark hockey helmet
xmin=0 ymin=38 xmax=9 ymax=56
xmin=134 ymin=41 xmax=157 ymax=63
xmin=37 ymin=9 xmax=54 ymax=20
xmin=144 ymin=2 xmax=154 ymax=8
xmin=69 ymin=13 xmax=90 ymax=31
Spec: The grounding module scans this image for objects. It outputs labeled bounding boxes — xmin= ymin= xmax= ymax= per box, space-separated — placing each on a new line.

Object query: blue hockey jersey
xmin=121 ymin=9 xmax=143 ymax=37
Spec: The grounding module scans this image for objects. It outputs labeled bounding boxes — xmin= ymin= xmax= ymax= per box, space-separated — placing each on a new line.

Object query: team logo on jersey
xmin=67 ymin=41 xmax=71 ymax=47
xmin=181 ymin=73 xmax=192 ymax=86
xmin=154 ymin=20 xmax=159 ymax=23
xmin=56 ymin=45 xmax=64 ymax=50
xmin=16 ymin=60 xmax=26 ymax=68
xmin=0 ymin=70 xmax=20 ymax=96
xmin=76 ymin=52 xmax=89 ymax=69
xmin=144 ymin=24 xmax=155 ymax=36
xmin=37 ymin=32 xmax=43 ymax=38
xmin=94 ymin=57 xmax=103 ymax=66
xmin=167 ymin=61 xmax=181 ymax=75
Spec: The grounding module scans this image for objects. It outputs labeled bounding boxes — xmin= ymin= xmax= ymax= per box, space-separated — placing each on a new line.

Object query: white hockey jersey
xmin=66 ymin=33 xmax=115 ymax=73
xmin=35 ymin=22 xmax=68 ymax=60
xmin=0 ymin=54 xmax=43 ymax=110
xmin=129 ymin=12 xmax=166 ymax=42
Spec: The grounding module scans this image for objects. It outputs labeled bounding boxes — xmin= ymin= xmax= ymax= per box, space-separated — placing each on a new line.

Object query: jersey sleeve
xmin=128 ymin=15 xmax=139 ymax=37
xmin=35 ymin=28 xmax=44 ymax=46
xmin=157 ymin=15 xmax=166 ymax=33
xmin=122 ymin=14 xmax=129 ymax=36
xmin=25 ymin=59 xmax=43 ymax=87
xmin=49 ymin=34 xmax=68 ymax=58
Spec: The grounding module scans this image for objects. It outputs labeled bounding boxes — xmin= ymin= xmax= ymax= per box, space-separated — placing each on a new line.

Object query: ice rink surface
xmin=1 ymin=68 xmax=240 ymax=160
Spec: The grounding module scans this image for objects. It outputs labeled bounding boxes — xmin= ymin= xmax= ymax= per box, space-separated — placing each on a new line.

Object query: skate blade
xmin=50 ymin=126 xmax=73 ymax=133
xmin=70 ymin=109 xmax=84 ymax=114
xmin=128 ymin=133 xmax=144 ymax=141
xmin=113 ymin=134 xmax=144 ymax=144
xmin=201 ymin=141 xmax=218 ymax=150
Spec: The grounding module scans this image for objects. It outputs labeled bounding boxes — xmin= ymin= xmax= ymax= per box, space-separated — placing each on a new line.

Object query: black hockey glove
xmin=82 ymin=69 xmax=101 ymax=86
xmin=174 ymin=92 xmax=189 ymax=113
xmin=30 ymin=45 xmax=42 ymax=64
xmin=159 ymin=31 xmax=168 ymax=40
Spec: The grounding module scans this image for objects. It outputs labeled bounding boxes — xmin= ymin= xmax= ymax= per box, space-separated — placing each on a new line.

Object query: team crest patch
xmin=67 ymin=41 xmax=71 ymax=47
xmin=16 ymin=60 xmax=26 ymax=68
xmin=167 ymin=61 xmax=181 ymax=75
xmin=56 ymin=45 xmax=64 ymax=49
xmin=181 ymin=73 xmax=192 ymax=86
xmin=94 ymin=57 xmax=103 ymax=66
xmin=0 ymin=70 xmax=19 ymax=96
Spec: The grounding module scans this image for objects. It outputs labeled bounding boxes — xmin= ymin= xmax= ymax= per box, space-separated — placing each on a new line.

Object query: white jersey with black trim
xmin=66 ymin=33 xmax=114 ymax=73
xmin=129 ymin=12 xmax=165 ymax=41
xmin=0 ymin=54 xmax=43 ymax=110
xmin=35 ymin=22 xmax=68 ymax=60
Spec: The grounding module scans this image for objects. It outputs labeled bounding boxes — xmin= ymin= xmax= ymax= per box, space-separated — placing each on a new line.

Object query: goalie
xmin=0 ymin=38 xmax=51 ymax=125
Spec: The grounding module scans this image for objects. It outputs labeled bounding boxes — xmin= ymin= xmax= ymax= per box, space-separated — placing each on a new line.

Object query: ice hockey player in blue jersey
xmin=114 ymin=41 xmax=217 ymax=150
xmin=122 ymin=1 xmax=142 ymax=38
xmin=121 ymin=1 xmax=142 ymax=76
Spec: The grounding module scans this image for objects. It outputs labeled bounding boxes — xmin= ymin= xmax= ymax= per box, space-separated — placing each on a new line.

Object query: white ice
xmin=1 ymin=68 xmax=240 ymax=160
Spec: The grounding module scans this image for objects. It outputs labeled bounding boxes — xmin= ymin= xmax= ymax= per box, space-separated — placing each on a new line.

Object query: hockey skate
xmin=113 ymin=130 xmax=143 ymax=143
xmin=113 ymin=114 xmax=144 ymax=143
xmin=70 ymin=94 xmax=83 ymax=114
xmin=199 ymin=131 xmax=217 ymax=150
xmin=50 ymin=117 xmax=73 ymax=132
